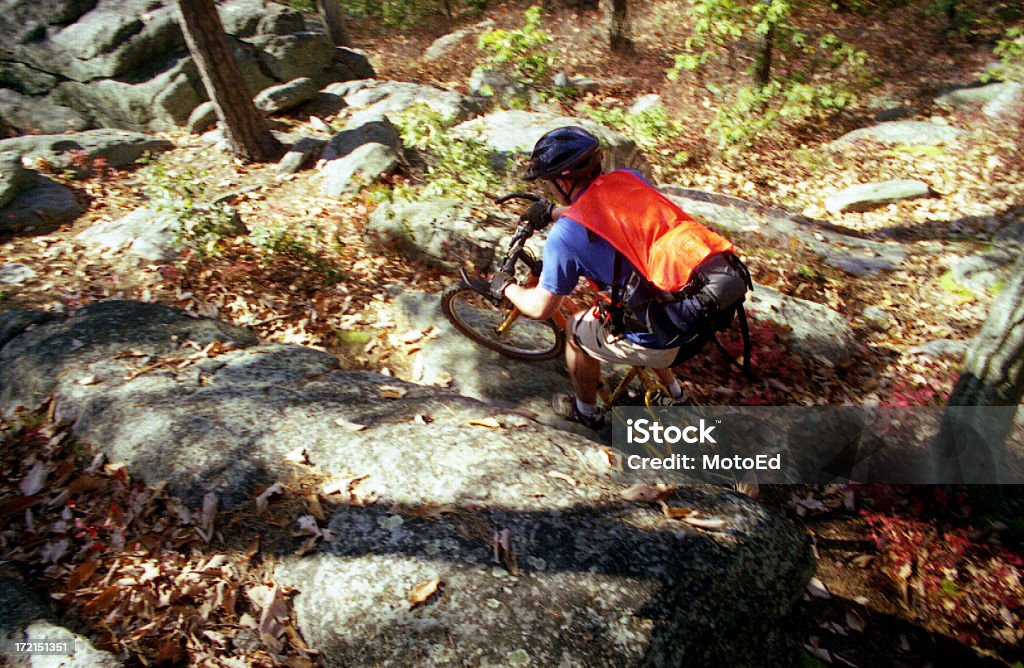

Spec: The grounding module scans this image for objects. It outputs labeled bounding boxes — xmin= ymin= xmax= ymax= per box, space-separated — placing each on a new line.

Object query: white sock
xmin=666 ymin=379 xmax=683 ymax=399
xmin=576 ymin=397 xmax=599 ymax=417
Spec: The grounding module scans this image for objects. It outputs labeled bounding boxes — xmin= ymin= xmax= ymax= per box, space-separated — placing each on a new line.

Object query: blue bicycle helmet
xmin=524 ymin=126 xmax=602 ymax=182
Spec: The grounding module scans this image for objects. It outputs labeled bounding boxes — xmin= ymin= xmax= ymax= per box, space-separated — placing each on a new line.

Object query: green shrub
xmin=390 ymin=104 xmax=509 ymax=201
xmin=137 ymin=160 xmax=238 ymax=257
xmin=579 ymin=103 xmax=682 ymax=151
xmin=925 ymin=0 xmax=978 ymax=35
xmin=250 ymin=219 xmax=346 ymax=284
xmin=667 ymin=1 xmax=873 ymax=153
xmin=984 ymin=27 xmax=1024 ymax=82
xmin=478 ymin=6 xmax=555 ymax=92
xmin=332 ymin=0 xmax=488 ymax=29
xmin=277 ymin=0 xmax=316 ymax=11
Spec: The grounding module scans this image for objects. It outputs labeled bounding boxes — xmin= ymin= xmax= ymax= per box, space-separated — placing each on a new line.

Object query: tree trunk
xmin=175 ymin=0 xmax=282 ymax=163
xmin=934 ymin=253 xmax=1024 ymax=483
xmin=753 ymin=23 xmax=774 ymax=86
xmin=606 ymin=0 xmax=631 ymax=52
xmin=753 ymin=0 xmax=774 ymax=86
xmin=317 ymin=0 xmax=351 ymax=47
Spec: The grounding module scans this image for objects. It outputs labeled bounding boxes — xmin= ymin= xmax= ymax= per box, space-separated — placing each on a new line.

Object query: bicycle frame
xmin=494 ymin=274 xmax=669 ymax=409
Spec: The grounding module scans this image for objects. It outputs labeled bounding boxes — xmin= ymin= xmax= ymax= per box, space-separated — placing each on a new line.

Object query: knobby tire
xmin=441 ymin=281 xmax=565 ymax=361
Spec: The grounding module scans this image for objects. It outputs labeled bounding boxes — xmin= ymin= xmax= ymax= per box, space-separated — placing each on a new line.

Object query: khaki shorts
xmin=570 ymin=307 xmax=679 ymax=368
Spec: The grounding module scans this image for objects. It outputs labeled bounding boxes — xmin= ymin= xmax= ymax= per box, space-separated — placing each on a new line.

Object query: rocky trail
xmin=1 ymin=0 xmax=1023 ymax=666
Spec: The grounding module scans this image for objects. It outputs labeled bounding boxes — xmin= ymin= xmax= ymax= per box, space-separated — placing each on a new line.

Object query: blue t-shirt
xmin=539 ymin=215 xmax=675 ymax=348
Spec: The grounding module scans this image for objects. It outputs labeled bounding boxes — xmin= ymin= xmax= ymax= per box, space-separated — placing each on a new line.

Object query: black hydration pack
xmin=606 ymin=251 xmax=754 ymax=374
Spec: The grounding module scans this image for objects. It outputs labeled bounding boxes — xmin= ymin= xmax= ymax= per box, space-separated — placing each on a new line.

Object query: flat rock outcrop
xmin=0 ymin=301 xmax=813 ymax=666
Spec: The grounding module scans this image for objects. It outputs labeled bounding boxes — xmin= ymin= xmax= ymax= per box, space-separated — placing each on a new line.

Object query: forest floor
xmin=2 ymin=0 xmax=1023 ymax=666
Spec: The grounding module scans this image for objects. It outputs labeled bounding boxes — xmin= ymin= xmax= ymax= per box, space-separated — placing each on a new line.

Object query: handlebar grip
xmin=495 ymin=193 xmax=541 ymax=205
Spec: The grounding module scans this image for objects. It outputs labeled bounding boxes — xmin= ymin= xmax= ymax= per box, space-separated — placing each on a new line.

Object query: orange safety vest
xmin=562 ymin=170 xmax=733 ymax=291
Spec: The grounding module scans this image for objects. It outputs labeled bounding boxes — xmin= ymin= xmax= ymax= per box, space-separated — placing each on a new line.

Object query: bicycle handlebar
xmin=494 ymin=192 xmax=541 ymax=205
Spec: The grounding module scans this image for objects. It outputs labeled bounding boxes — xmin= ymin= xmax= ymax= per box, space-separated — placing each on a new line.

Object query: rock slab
xmin=663 ymin=186 xmax=907 ymax=278
xmin=0 ymin=301 xmax=813 ymax=666
xmin=77 ymin=206 xmax=184 ymax=261
xmin=453 ymin=110 xmax=642 ymax=174
xmin=824 ymin=179 xmax=932 ymax=214
xmin=830 ymin=121 xmax=965 ymax=147
xmin=936 ymin=81 xmax=1024 ymax=120
xmin=746 ymin=283 xmax=858 ymax=364
xmin=0 ymin=129 xmax=173 ymax=169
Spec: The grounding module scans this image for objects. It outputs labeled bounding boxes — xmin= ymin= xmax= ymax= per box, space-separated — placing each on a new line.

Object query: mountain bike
xmin=440 ymin=194 xmax=671 ymax=408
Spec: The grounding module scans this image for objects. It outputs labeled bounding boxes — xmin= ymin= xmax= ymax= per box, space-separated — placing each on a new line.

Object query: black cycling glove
xmin=521 ymin=200 xmax=555 ymax=231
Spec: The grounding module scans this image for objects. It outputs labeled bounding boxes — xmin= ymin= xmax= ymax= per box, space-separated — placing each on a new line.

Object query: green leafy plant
xmin=925 ymin=0 xmax=978 ymax=35
xmin=984 ymin=27 xmax=1024 ymax=82
xmin=579 ymin=104 xmax=682 ymax=151
xmin=249 ymin=219 xmax=346 ymax=284
xmin=137 ymin=160 xmax=239 ymax=257
xmin=390 ymin=104 xmax=509 ymax=201
xmin=478 ymin=6 xmax=555 ymax=92
xmin=667 ymin=1 xmax=872 ymax=153
xmin=667 ymin=0 xmax=760 ymax=78
xmin=277 ymin=0 xmax=316 ymax=11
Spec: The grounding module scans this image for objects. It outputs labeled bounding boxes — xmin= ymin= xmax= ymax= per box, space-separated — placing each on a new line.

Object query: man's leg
xmin=653 ymin=366 xmax=676 ymax=388
xmin=653 ymin=366 xmax=686 ymax=401
xmin=566 ymin=333 xmax=601 ymax=405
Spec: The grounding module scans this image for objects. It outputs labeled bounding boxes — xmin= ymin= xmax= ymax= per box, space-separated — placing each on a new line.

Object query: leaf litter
xmin=0 ymin=403 xmax=327 ymax=666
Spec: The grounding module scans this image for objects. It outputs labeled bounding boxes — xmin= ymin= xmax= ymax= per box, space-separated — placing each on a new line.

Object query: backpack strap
xmin=603 ymin=250 xmax=626 ymax=335
xmin=610 ymin=250 xmax=623 ymax=309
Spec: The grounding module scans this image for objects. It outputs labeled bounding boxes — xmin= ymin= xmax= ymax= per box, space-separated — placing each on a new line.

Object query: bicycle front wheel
xmin=441 ymin=281 xmax=565 ymax=361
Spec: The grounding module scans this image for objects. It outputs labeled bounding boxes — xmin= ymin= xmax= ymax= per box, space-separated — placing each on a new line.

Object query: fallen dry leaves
xmin=619 ymin=484 xmax=730 ymax=532
xmin=407 ymin=578 xmax=442 ymax=609
xmin=0 ymin=404 xmax=319 ymax=666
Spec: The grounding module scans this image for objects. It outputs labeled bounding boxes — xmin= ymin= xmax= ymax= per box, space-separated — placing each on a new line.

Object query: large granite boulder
xmin=0 ymin=173 xmax=83 ymax=232
xmin=77 ymin=206 xmax=185 ymax=260
xmin=254 ymin=77 xmax=319 ymax=115
xmin=661 ymin=187 xmax=907 ymax=277
xmin=0 ymin=0 xmax=363 ymax=134
xmin=0 ymin=129 xmax=173 ymax=169
xmin=0 ymin=301 xmax=813 ymax=666
xmin=49 ymin=58 xmax=206 ymax=131
xmin=0 ymin=88 xmax=90 ymax=135
xmin=391 ymin=288 xmax=577 ymax=430
xmin=935 ymin=81 xmax=1024 ymax=121
xmin=319 ymin=114 xmax=403 ymax=195
xmin=365 ymin=199 xmax=507 ymax=272
xmin=824 ymin=179 xmax=932 ymax=214
xmin=950 ymin=249 xmax=1018 ymax=293
xmin=745 ymin=283 xmax=858 ymax=364
xmin=452 ymin=110 xmax=643 ymax=173
xmin=324 ymin=79 xmax=480 ymax=126
xmin=0 ymin=152 xmax=33 ymax=208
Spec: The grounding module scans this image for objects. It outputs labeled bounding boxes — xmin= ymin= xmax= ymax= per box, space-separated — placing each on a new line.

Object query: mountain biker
xmin=489 ymin=126 xmax=707 ymax=430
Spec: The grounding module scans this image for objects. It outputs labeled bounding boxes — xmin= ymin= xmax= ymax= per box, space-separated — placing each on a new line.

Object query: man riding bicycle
xmin=487 ymin=128 xmax=704 ymax=430
xmin=489 ymin=126 xmax=743 ymax=430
